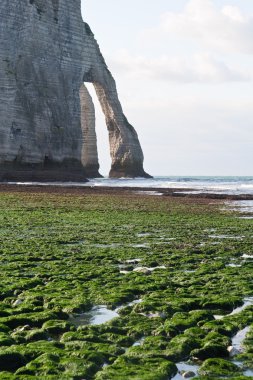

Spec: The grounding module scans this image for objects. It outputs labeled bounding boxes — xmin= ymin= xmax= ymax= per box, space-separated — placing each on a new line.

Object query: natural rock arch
xmin=0 ymin=0 xmax=150 ymax=180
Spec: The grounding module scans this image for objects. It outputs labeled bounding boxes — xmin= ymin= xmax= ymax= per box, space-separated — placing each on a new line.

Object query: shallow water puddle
xmin=120 ymin=270 xmax=132 ymax=274
xmin=242 ymin=254 xmax=253 ymax=259
xmin=214 ymin=297 xmax=253 ymax=319
xmin=171 ymin=361 xmax=198 ymax=379
xmin=120 ymin=266 xmax=166 ymax=274
xmin=139 ymin=311 xmax=166 ymax=318
xmin=184 ymin=270 xmax=196 ymax=273
xmin=244 ymin=368 xmax=253 ymax=376
xmin=209 ymin=234 xmax=244 ymax=240
xmin=93 ymin=243 xmax=121 ymax=248
xmin=227 ymin=263 xmax=242 ymax=268
xmin=233 ymin=359 xmax=253 ymax=377
xmin=229 ymin=297 xmax=253 ymax=315
xmin=115 ymin=298 xmax=142 ymax=312
xmin=70 ymin=299 xmax=143 ymax=327
xmin=229 ymin=200 xmax=253 ymax=214
xmin=126 ymin=299 xmax=142 ymax=307
xmin=231 ymin=326 xmax=250 ymax=351
xmin=132 ymin=337 xmax=145 ymax=347
xmin=232 ymin=348 xmax=253 ymax=377
xmin=59 ymin=240 xmax=85 ymax=246
xmin=135 ymin=191 xmax=163 ymax=196
xmin=130 ymin=243 xmax=149 ymax=248
xmin=134 ymin=266 xmax=166 ymax=272
xmin=69 ymin=306 xmax=119 ymax=327
xmin=137 ymin=233 xmax=151 ymax=237
xmin=125 ymin=258 xmax=142 ymax=264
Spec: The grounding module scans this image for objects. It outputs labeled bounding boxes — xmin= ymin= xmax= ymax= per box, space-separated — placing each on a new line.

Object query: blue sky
xmin=82 ymin=0 xmax=253 ymax=176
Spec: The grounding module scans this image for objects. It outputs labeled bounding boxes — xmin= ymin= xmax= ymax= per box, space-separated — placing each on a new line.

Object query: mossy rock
xmin=69 ymin=349 xmax=105 ymax=366
xmin=16 ymin=353 xmax=99 ymax=378
xmin=141 ymin=336 xmax=170 ymax=351
xmin=0 ymin=305 xmax=11 ymax=318
xmin=199 ymin=358 xmax=242 ymax=377
xmin=62 ymin=298 xmax=92 ymax=314
xmin=100 ymin=333 xmax=134 ymax=346
xmin=0 ymin=332 xmax=14 ymax=347
xmin=42 ymin=320 xmax=75 ymax=335
xmin=60 ymin=331 xmax=108 ymax=344
xmin=0 ymin=340 xmax=65 ymax=368
xmin=61 ymin=356 xmax=99 ymax=378
xmin=0 ymin=351 xmax=26 ymax=371
xmin=95 ymin=355 xmax=177 ymax=380
xmin=0 ymin=324 xmax=10 ymax=334
xmin=168 ymin=310 xmax=214 ymax=332
xmin=184 ymin=327 xmax=206 ymax=340
xmin=201 ymin=296 xmax=242 ymax=313
xmin=202 ymin=320 xmax=237 ymax=336
xmin=22 ymin=340 xmax=65 ymax=361
xmin=25 ymin=328 xmax=48 ymax=342
xmin=191 ymin=342 xmax=229 ymax=360
xmin=0 ymin=311 xmax=59 ymax=329
xmin=0 ymin=371 xmax=19 ymax=379
xmin=109 ymin=314 xmax=162 ymax=338
xmin=227 ymin=308 xmax=253 ymax=330
xmin=15 ymin=353 xmax=63 ymax=376
xmin=65 ymin=340 xmax=124 ymax=362
xmin=87 ymin=324 xmax=128 ymax=337
xmin=203 ymin=331 xmax=231 ymax=347
xmin=126 ymin=345 xmax=168 ymax=360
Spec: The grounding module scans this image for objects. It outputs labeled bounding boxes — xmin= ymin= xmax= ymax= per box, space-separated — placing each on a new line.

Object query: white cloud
xmin=109 ymin=50 xmax=250 ymax=83
xmin=143 ymin=0 xmax=253 ymax=54
xmin=107 ymin=1 xmax=253 ymax=84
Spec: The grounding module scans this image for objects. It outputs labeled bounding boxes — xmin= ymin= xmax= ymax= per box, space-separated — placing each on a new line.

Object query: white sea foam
xmin=5 ymin=176 xmax=253 ymax=196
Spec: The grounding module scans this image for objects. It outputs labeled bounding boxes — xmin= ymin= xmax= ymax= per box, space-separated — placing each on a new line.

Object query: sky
xmin=81 ymin=0 xmax=253 ymax=176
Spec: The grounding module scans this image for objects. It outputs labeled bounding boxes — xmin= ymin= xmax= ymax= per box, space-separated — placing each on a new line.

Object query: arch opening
xmin=80 ymin=83 xmax=111 ymax=178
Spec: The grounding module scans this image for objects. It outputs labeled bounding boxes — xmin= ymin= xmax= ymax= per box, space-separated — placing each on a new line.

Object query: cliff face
xmin=0 ymin=0 xmax=149 ymax=180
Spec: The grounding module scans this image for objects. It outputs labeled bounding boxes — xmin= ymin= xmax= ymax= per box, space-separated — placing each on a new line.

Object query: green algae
xmin=0 ymin=190 xmax=252 ymax=378
xmin=95 ymin=355 xmax=177 ymax=380
xmin=199 ymin=358 xmax=242 ymax=377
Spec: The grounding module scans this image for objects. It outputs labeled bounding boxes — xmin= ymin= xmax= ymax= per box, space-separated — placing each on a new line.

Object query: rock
xmin=0 ymin=0 xmax=150 ymax=181
xmin=191 ymin=343 xmax=229 ymax=360
xmin=120 ymin=270 xmax=131 ymax=275
xmin=126 ymin=259 xmax=141 ymax=264
xmin=199 ymin=358 xmax=241 ymax=377
xmin=182 ymin=371 xmax=196 ymax=378
xmin=227 ymin=346 xmax=241 ymax=357
xmin=19 ymin=325 xmax=31 ymax=332
xmin=13 ymin=325 xmax=31 ymax=333
xmin=147 ymin=312 xmax=166 ymax=318
xmin=133 ymin=267 xmax=151 ymax=274
xmin=12 ymin=299 xmax=24 ymax=307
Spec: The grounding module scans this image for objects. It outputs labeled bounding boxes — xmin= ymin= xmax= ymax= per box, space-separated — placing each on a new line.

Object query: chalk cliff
xmin=0 ymin=0 xmax=149 ymax=180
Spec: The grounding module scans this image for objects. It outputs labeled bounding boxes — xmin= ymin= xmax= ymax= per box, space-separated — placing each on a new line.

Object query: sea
xmin=11 ymin=176 xmax=253 ymax=196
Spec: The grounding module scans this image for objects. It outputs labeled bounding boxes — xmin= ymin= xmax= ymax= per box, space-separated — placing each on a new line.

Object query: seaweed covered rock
xmin=0 ymin=350 xmax=26 ymax=371
xmin=198 ymin=358 xmax=242 ymax=377
xmin=95 ymin=355 xmax=177 ymax=380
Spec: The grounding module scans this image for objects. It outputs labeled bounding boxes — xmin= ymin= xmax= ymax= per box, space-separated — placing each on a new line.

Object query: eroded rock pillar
xmin=80 ymin=84 xmax=101 ymax=178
